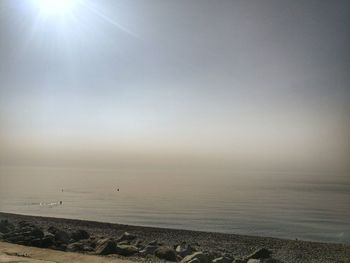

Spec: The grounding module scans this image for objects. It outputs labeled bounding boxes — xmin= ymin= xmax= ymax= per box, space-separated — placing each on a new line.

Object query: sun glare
xmin=32 ymin=0 xmax=79 ymax=16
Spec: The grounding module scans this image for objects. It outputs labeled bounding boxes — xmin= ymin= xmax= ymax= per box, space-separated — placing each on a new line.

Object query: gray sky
xmin=0 ymin=0 xmax=349 ymax=171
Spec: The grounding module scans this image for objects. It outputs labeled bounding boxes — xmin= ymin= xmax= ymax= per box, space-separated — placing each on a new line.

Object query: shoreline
xmin=0 ymin=212 xmax=349 ymax=262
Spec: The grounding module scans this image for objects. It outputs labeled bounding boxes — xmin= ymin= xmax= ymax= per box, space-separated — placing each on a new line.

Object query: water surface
xmin=0 ymin=166 xmax=349 ymax=244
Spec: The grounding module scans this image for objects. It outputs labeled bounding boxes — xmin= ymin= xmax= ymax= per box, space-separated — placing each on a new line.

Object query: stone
xmin=95 ymin=239 xmax=117 ymax=255
xmin=139 ymin=245 xmax=158 ymax=256
xmin=264 ymin=259 xmax=283 ymax=263
xmin=48 ymin=226 xmax=59 ymax=234
xmin=212 ymin=256 xmax=232 ymax=263
xmin=176 ymin=243 xmax=195 ymax=257
xmin=29 ymin=228 xmax=44 ymax=239
xmin=181 ymin=252 xmax=209 ymax=263
xmin=188 ymin=259 xmax=201 ymax=263
xmin=0 ymin=220 xmax=14 ymax=234
xmin=54 ymin=230 xmax=70 ymax=244
xmin=41 ymin=235 xmax=55 ymax=248
xmin=246 ymin=248 xmax=272 ymax=260
xmin=115 ymin=244 xmax=139 ymax=256
xmin=155 ymin=246 xmax=177 ymax=261
xmin=247 ymin=260 xmax=261 ymax=263
xmin=117 ymin=232 xmax=136 ymax=242
xmin=67 ymin=242 xmax=92 ymax=252
xmin=71 ymin=229 xmax=90 ymax=241
xmin=148 ymin=240 xmax=159 ymax=246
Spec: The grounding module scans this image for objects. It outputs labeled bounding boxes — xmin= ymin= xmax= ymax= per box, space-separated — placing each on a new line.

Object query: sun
xmin=31 ymin=0 xmax=80 ymax=16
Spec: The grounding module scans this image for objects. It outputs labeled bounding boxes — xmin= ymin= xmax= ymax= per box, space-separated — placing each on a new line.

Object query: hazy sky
xmin=0 ymin=0 xmax=349 ymax=171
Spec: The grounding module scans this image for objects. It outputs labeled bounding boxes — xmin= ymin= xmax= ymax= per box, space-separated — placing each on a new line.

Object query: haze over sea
xmin=1 ymin=165 xmax=349 ymax=244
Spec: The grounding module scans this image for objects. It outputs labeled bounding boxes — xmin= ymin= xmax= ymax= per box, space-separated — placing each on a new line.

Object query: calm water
xmin=0 ymin=166 xmax=349 ymax=244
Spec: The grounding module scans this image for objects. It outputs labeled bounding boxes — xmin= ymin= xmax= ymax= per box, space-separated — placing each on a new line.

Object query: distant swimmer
xmin=59 ymin=201 xmax=63 ymax=205
xmin=117 ymin=188 xmax=119 ymax=192
xmin=61 ymin=189 xmax=64 ymax=192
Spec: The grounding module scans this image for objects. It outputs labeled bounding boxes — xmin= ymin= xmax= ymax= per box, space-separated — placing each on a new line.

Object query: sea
xmin=0 ymin=165 xmax=349 ymax=244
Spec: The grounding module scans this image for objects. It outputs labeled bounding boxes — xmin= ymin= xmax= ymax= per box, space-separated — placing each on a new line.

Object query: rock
xmin=117 ymin=232 xmax=136 ymax=242
xmin=176 ymin=243 xmax=195 ymax=257
xmin=133 ymin=239 xmax=144 ymax=248
xmin=247 ymin=260 xmax=261 ymax=263
xmin=54 ymin=230 xmax=70 ymax=244
xmin=115 ymin=244 xmax=139 ymax=256
xmin=246 ymin=248 xmax=272 ymax=260
xmin=0 ymin=220 xmax=14 ymax=234
xmin=28 ymin=238 xmax=44 ymax=248
xmin=95 ymin=238 xmax=117 ymax=255
xmin=18 ymin=221 xmax=34 ymax=228
xmin=181 ymin=252 xmax=209 ymax=263
xmin=139 ymin=245 xmax=158 ymax=256
xmin=67 ymin=241 xmax=92 ymax=252
xmin=188 ymin=259 xmax=201 ymax=263
xmin=48 ymin=226 xmax=59 ymax=234
xmin=41 ymin=235 xmax=55 ymax=248
xmin=29 ymin=228 xmax=44 ymax=239
xmin=233 ymin=260 xmax=247 ymax=263
xmin=264 ymin=259 xmax=283 ymax=263
xmin=71 ymin=229 xmax=90 ymax=241
xmin=212 ymin=256 xmax=232 ymax=263
xmin=155 ymin=246 xmax=177 ymax=261
xmin=148 ymin=240 xmax=159 ymax=246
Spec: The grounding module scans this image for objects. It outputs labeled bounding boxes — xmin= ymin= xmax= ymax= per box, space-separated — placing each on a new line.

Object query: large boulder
xmin=176 ymin=243 xmax=195 ymax=258
xmin=139 ymin=245 xmax=158 ymax=256
xmin=181 ymin=252 xmax=209 ymax=263
xmin=67 ymin=241 xmax=94 ymax=252
xmin=71 ymin=229 xmax=90 ymax=241
xmin=0 ymin=220 xmax=14 ymax=234
xmin=54 ymin=230 xmax=70 ymax=244
xmin=47 ymin=226 xmax=59 ymax=234
xmin=115 ymin=244 xmax=139 ymax=256
xmin=212 ymin=256 xmax=232 ymax=263
xmin=155 ymin=246 xmax=177 ymax=261
xmin=246 ymin=248 xmax=272 ymax=260
xmin=95 ymin=238 xmax=117 ymax=255
xmin=28 ymin=227 xmax=44 ymax=239
xmin=117 ymin=232 xmax=136 ymax=242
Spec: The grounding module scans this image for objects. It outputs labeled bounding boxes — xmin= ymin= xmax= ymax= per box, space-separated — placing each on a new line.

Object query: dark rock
xmin=181 ymin=252 xmax=209 ymax=263
xmin=54 ymin=230 xmax=70 ymax=244
xmin=118 ymin=240 xmax=131 ymax=245
xmin=95 ymin=238 xmax=117 ymax=255
xmin=18 ymin=221 xmax=34 ymax=228
xmin=176 ymin=243 xmax=195 ymax=258
xmin=264 ymin=259 xmax=283 ymax=263
xmin=28 ymin=238 xmax=44 ymax=247
xmin=133 ymin=239 xmax=144 ymax=248
xmin=155 ymin=246 xmax=177 ymax=261
xmin=212 ymin=256 xmax=232 ymax=263
xmin=115 ymin=244 xmax=139 ymax=256
xmin=71 ymin=229 xmax=90 ymax=241
xmin=246 ymin=248 xmax=272 ymax=260
xmin=139 ymin=245 xmax=158 ymax=256
xmin=29 ymin=228 xmax=44 ymax=239
xmin=117 ymin=232 xmax=136 ymax=242
xmin=148 ymin=240 xmax=159 ymax=246
xmin=233 ymin=260 xmax=247 ymax=263
xmin=41 ymin=235 xmax=55 ymax=248
xmin=0 ymin=220 xmax=15 ymax=234
xmin=48 ymin=226 xmax=59 ymax=234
